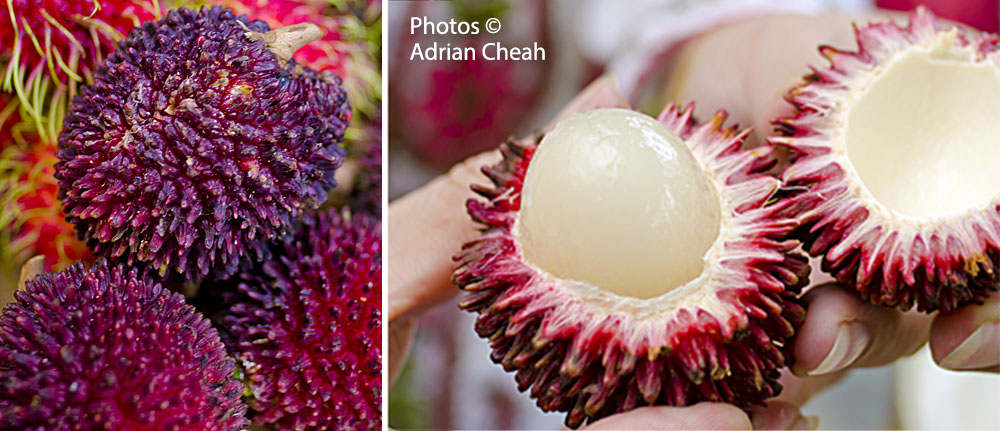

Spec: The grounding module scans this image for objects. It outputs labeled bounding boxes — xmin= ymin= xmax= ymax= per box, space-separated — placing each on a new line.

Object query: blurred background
xmin=387 ymin=0 xmax=1000 ymax=429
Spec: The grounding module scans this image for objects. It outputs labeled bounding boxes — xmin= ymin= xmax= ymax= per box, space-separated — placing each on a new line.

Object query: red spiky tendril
xmin=0 ymin=0 xmax=159 ymax=86
xmin=4 ymin=142 xmax=92 ymax=270
xmin=1 ymin=101 xmax=91 ymax=271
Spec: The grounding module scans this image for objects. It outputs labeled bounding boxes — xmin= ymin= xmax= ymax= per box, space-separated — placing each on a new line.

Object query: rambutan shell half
xmin=770 ymin=7 xmax=1000 ymax=312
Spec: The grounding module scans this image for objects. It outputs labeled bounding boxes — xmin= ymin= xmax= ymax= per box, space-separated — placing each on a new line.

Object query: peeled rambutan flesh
xmin=0 ymin=260 xmax=247 ymax=430
xmin=770 ymin=7 xmax=1000 ymax=312
xmin=56 ymin=7 xmax=350 ymax=282
xmin=214 ymin=209 xmax=381 ymax=430
xmin=454 ymin=107 xmax=809 ymax=428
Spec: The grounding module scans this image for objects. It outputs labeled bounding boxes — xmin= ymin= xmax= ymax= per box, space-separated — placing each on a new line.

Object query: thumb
xmin=931 ymin=292 xmax=1000 ymax=372
xmin=582 ymin=403 xmax=752 ymax=430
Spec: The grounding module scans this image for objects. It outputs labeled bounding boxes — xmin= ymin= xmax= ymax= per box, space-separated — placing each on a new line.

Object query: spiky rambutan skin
xmin=55 ymin=7 xmax=350 ymax=282
xmin=454 ymin=104 xmax=810 ymax=428
xmin=769 ymin=7 xmax=1000 ymax=312
xmin=217 ymin=209 xmax=381 ymax=430
xmin=208 ymin=0 xmax=382 ymax=117
xmin=0 ymin=260 xmax=248 ymax=430
xmin=0 ymin=0 xmax=156 ymax=81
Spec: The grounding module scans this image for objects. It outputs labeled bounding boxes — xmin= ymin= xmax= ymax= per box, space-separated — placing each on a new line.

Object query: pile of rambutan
xmin=0 ymin=2 xmax=382 ymax=430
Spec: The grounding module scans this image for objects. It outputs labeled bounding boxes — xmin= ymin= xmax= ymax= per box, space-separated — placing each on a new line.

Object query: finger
xmin=388 ymin=75 xmax=628 ymax=322
xmin=931 ymin=292 xmax=1000 ymax=372
xmin=388 ymin=317 xmax=417 ymax=386
xmin=582 ymin=403 xmax=751 ymax=430
xmin=664 ymin=12 xmax=915 ymax=150
xmin=387 ymin=151 xmax=498 ymax=322
xmin=791 ymin=283 xmax=932 ymax=376
xmin=545 ymin=75 xmax=629 ymax=130
xmin=749 ymin=401 xmax=819 ymax=430
xmin=774 ymin=368 xmax=847 ymax=407
xmin=664 ymin=14 xmax=863 ymax=150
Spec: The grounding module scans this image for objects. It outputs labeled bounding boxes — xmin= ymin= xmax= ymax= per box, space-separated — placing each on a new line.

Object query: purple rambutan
xmin=0 ymin=260 xmax=248 ymax=430
xmin=216 ymin=209 xmax=381 ymax=430
xmin=205 ymin=0 xmax=382 ymax=118
xmin=55 ymin=6 xmax=351 ymax=282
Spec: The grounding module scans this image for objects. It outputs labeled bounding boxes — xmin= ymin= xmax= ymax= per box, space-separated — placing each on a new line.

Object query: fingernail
xmin=939 ymin=322 xmax=1000 ymax=370
xmin=807 ymin=321 xmax=869 ymax=376
xmin=789 ymin=415 xmax=820 ymax=430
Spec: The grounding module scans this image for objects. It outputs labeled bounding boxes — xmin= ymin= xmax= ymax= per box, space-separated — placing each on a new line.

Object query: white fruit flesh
xmin=846 ymin=40 xmax=1000 ymax=219
xmin=516 ymin=109 xmax=721 ymax=300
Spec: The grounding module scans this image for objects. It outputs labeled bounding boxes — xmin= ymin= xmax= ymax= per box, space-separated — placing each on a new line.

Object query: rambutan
xmin=0 ymin=260 xmax=248 ymax=430
xmin=770 ymin=7 xmax=1000 ymax=312
xmin=0 ymin=96 xmax=90 ymax=286
xmin=1 ymin=140 xmax=92 ymax=271
xmin=55 ymin=7 xmax=350 ymax=281
xmin=215 ymin=209 xmax=381 ymax=430
xmin=454 ymin=106 xmax=808 ymax=427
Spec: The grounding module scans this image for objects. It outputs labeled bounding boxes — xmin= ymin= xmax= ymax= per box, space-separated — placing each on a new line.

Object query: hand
xmin=582 ymin=401 xmax=818 ymax=430
xmin=664 ymin=11 xmax=909 ymax=149
xmin=930 ymin=293 xmax=999 ymax=372
xmin=771 ymin=284 xmax=998 ymax=422
xmin=388 ymin=76 xmax=821 ymax=429
xmin=387 ymin=75 xmax=631 ymax=385
xmin=787 ymin=283 xmax=998 ymax=376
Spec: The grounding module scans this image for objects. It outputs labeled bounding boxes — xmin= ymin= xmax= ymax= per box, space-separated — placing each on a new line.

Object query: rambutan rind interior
xmin=771 ymin=7 xmax=1000 ymax=311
